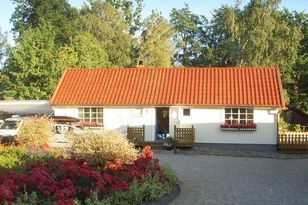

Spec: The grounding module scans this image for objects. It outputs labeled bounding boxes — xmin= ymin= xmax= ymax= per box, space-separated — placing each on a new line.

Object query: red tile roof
xmin=51 ymin=67 xmax=284 ymax=107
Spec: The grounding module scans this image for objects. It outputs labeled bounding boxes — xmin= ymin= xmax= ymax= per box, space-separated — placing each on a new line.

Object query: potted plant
xmin=163 ymin=137 xmax=176 ymax=150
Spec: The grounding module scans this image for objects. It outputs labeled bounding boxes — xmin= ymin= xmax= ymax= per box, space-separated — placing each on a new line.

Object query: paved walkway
xmin=156 ymin=153 xmax=308 ymax=205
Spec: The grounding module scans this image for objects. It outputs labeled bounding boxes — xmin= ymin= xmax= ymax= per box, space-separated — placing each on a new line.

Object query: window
xmin=78 ymin=107 xmax=103 ymax=124
xmin=183 ymin=109 xmax=191 ymax=116
xmin=133 ymin=108 xmax=143 ymax=117
xmin=225 ymin=108 xmax=253 ymax=124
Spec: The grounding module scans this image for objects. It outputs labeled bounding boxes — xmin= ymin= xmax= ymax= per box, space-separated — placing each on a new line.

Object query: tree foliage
xmin=106 ymin=0 xmax=144 ymax=35
xmin=170 ymin=4 xmax=208 ymax=66
xmin=59 ymin=31 xmax=111 ymax=68
xmin=2 ymin=23 xmax=59 ymax=99
xmin=10 ymin=0 xmax=79 ymax=45
xmin=209 ymin=0 xmax=302 ymax=69
xmin=0 ymin=28 xmax=10 ymax=67
xmin=281 ymin=10 xmax=308 ymax=113
xmin=0 ymin=0 xmax=306 ymax=113
xmin=80 ymin=1 xmax=132 ymax=67
xmin=139 ymin=11 xmax=174 ymax=67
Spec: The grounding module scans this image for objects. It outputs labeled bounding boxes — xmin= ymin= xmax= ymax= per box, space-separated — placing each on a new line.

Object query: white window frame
xmin=224 ymin=108 xmax=253 ymax=124
xmin=78 ymin=107 xmax=103 ymax=124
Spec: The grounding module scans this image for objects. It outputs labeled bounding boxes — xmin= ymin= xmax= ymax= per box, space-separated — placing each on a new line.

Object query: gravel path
xmin=156 ymin=153 xmax=308 ymax=205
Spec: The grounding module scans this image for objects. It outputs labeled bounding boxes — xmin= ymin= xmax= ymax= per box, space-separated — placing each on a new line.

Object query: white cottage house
xmin=51 ymin=67 xmax=284 ymax=145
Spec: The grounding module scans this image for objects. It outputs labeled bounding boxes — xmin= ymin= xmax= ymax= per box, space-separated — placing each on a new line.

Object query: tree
xmin=80 ymin=1 xmax=132 ymax=67
xmin=1 ymin=23 xmax=60 ymax=100
xmin=170 ymin=4 xmax=208 ymax=66
xmin=105 ymin=0 xmax=144 ymax=35
xmin=209 ymin=0 xmax=302 ymax=69
xmin=0 ymin=28 xmax=10 ymax=68
xmin=139 ymin=11 xmax=174 ymax=67
xmin=10 ymin=0 xmax=79 ymax=45
xmin=58 ymin=31 xmax=111 ymax=68
xmin=282 ymin=10 xmax=308 ymax=113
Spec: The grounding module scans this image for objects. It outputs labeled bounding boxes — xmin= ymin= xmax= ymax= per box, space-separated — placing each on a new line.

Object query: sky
xmin=0 ymin=0 xmax=307 ymax=43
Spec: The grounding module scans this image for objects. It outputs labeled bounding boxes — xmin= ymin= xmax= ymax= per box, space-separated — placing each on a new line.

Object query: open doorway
xmin=156 ymin=107 xmax=169 ymax=140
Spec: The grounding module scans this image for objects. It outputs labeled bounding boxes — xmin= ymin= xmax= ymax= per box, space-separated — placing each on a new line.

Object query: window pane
xmin=84 ymin=108 xmax=90 ymax=112
xmin=98 ymin=113 xmax=103 ymax=118
xmin=91 ymin=108 xmax=96 ymax=112
xmin=240 ymin=108 xmax=246 ymax=114
xmin=225 ymin=108 xmax=231 ymax=113
xmin=247 ymin=120 xmax=253 ymax=123
xmin=225 ymin=114 xmax=231 ymax=120
xmin=98 ymin=108 xmax=103 ymax=113
xmin=232 ymin=108 xmax=238 ymax=113
xmin=232 ymin=120 xmax=238 ymax=123
xmin=240 ymin=120 xmax=246 ymax=124
xmin=247 ymin=114 xmax=253 ymax=119
xmin=225 ymin=119 xmax=231 ymax=123
xmin=84 ymin=113 xmax=90 ymax=119
xmin=232 ymin=114 xmax=238 ymax=120
xmin=183 ymin=109 xmax=190 ymax=116
xmin=247 ymin=109 xmax=253 ymax=114
xmin=240 ymin=114 xmax=246 ymax=119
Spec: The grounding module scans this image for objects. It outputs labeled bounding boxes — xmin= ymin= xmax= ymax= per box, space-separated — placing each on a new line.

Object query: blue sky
xmin=0 ymin=0 xmax=307 ymax=43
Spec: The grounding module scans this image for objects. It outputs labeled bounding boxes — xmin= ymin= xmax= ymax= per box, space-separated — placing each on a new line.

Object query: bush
xmin=161 ymin=165 xmax=178 ymax=190
xmin=294 ymin=124 xmax=303 ymax=132
xmin=0 ymin=145 xmax=57 ymax=170
xmin=0 ymin=145 xmax=28 ymax=170
xmin=18 ymin=116 xmax=54 ymax=147
xmin=69 ymin=131 xmax=137 ymax=167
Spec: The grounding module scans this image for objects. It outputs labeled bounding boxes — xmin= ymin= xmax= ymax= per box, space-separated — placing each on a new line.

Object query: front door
xmin=156 ymin=107 xmax=169 ymax=140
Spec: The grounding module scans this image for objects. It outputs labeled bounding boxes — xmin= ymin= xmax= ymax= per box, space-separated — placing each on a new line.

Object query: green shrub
xmin=0 ymin=146 xmax=28 ymax=169
xmin=15 ymin=192 xmax=38 ymax=205
xmin=18 ymin=116 xmax=54 ymax=147
xmin=161 ymin=165 xmax=178 ymax=189
xmin=0 ymin=145 xmax=60 ymax=170
xmin=83 ymin=166 xmax=178 ymax=204
xmin=69 ymin=131 xmax=137 ymax=167
xmin=88 ymin=173 xmax=169 ymax=205
xmin=99 ymin=181 xmax=143 ymax=205
xmin=294 ymin=124 xmax=303 ymax=132
xmin=279 ymin=116 xmax=290 ymax=131
xmin=139 ymin=173 xmax=168 ymax=201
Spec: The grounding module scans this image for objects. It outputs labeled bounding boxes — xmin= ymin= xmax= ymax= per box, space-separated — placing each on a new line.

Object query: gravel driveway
xmin=156 ymin=153 xmax=308 ymax=205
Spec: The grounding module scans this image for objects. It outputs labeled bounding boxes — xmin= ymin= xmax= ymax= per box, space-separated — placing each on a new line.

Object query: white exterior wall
xmin=53 ymin=106 xmax=278 ymax=144
xmin=53 ymin=107 xmax=156 ymax=141
xmin=174 ymin=107 xmax=278 ymax=144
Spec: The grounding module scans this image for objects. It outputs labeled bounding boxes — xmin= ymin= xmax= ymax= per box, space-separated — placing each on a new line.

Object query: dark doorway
xmin=156 ymin=107 xmax=169 ymax=140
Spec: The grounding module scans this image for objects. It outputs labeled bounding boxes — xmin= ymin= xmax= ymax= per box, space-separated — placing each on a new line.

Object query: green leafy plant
xmin=15 ymin=192 xmax=38 ymax=205
xmin=161 ymin=165 xmax=178 ymax=190
xmin=0 ymin=145 xmax=28 ymax=169
xmin=163 ymin=137 xmax=177 ymax=150
xmin=294 ymin=124 xmax=303 ymax=132
xmin=279 ymin=116 xmax=291 ymax=131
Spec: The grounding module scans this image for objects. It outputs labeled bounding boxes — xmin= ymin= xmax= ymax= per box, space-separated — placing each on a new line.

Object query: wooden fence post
xmin=173 ymin=125 xmax=177 ymax=153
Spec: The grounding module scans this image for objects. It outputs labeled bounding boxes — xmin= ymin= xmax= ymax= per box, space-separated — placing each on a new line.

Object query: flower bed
xmin=220 ymin=123 xmax=257 ymax=131
xmin=0 ymin=146 xmax=177 ymax=204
